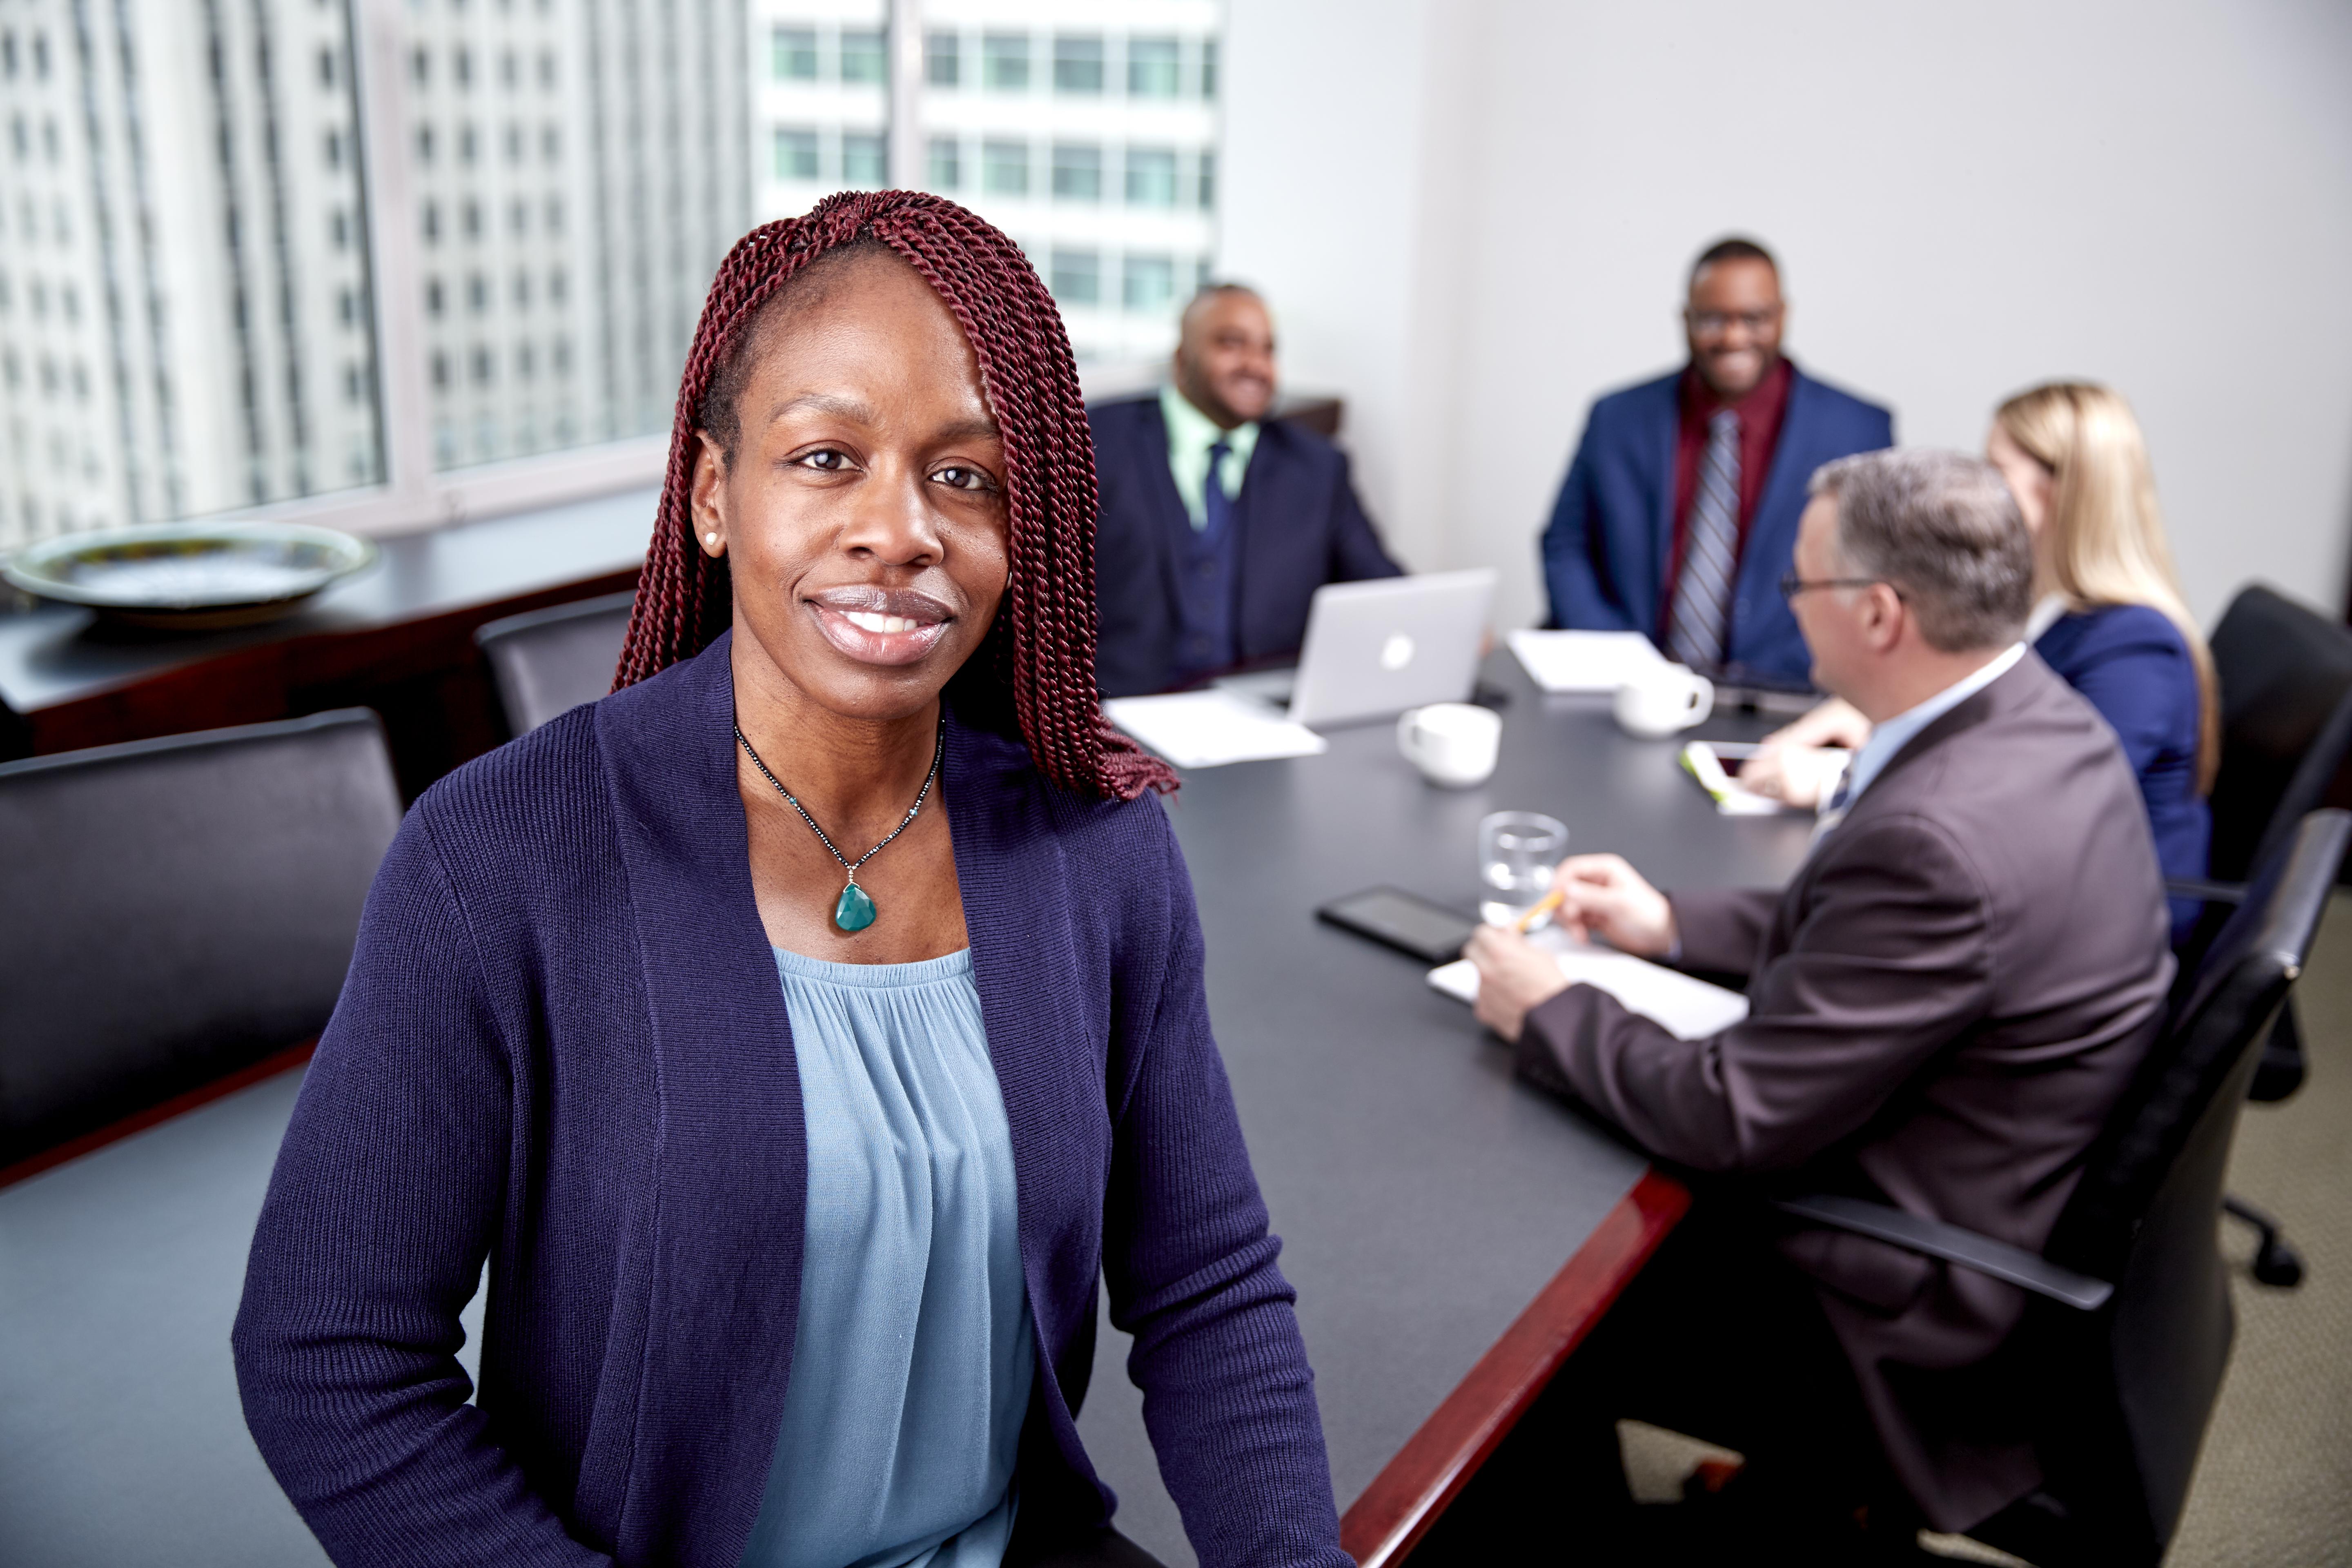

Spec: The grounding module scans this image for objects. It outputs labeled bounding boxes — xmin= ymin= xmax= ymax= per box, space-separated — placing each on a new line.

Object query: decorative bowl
xmin=2 ymin=521 xmax=379 ymax=629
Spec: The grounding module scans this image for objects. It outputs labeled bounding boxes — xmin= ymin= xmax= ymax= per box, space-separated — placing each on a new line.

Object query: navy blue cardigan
xmin=2034 ymin=604 xmax=2212 ymax=942
xmin=232 ymin=634 xmax=1349 ymax=1568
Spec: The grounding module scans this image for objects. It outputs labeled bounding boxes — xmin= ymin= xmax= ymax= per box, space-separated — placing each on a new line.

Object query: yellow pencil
xmin=1515 ymin=886 xmax=1565 ymax=933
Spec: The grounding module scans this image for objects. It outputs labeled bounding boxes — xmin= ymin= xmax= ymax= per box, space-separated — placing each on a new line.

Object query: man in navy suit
xmin=1541 ymin=238 xmax=1894 ymax=686
xmin=1089 ymin=284 xmax=1403 ymax=698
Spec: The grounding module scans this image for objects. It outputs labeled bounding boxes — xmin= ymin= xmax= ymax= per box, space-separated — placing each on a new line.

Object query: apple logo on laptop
xmin=1380 ymin=632 xmax=1416 ymax=672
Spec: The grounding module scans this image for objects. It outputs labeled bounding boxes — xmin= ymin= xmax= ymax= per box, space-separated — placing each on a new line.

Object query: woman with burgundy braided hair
xmin=234 ymin=193 xmax=1350 ymax=1568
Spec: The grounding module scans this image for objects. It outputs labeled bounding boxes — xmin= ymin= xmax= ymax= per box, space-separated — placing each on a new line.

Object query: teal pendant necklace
xmin=735 ymin=717 xmax=944 ymax=934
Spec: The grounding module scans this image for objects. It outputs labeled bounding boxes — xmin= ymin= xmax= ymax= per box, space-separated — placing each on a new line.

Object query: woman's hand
xmin=1742 ymin=698 xmax=1871 ymax=808
xmin=1765 ymin=696 xmax=1871 ymax=750
xmin=1549 ymin=853 xmax=1677 ymax=956
xmin=1466 ymin=925 xmax=1574 ymax=1042
xmin=1740 ymin=741 xmax=1848 ymax=808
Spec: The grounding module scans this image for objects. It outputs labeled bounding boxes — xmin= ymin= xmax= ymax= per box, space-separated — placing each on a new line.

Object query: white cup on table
xmin=1613 ymin=662 xmax=1715 ymax=739
xmin=1396 ymin=702 xmax=1502 ymax=788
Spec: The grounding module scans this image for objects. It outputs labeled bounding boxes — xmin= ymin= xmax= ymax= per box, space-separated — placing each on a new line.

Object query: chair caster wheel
xmin=2252 ymin=1239 xmax=2305 ymax=1289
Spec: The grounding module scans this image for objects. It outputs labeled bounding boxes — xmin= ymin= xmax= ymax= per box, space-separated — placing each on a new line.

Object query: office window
xmin=1049 ymin=249 xmax=1100 ymax=307
xmin=982 ymin=34 xmax=1029 ymax=92
xmin=925 ymin=31 xmax=959 ymax=89
xmin=1053 ymin=36 xmax=1103 ymax=95
xmin=927 ymin=136 xmax=962 ymax=192
xmin=1124 ymin=255 xmax=1175 ymax=313
xmin=1198 ymin=150 xmax=1218 ymax=211
xmin=842 ymin=132 xmax=887 ymax=189
xmin=840 ymin=30 xmax=885 ymax=86
xmin=773 ymin=27 xmax=817 ymax=80
xmin=1128 ymin=38 xmax=1179 ymax=98
xmin=982 ymin=139 xmax=1028 ymax=196
xmin=1201 ymin=40 xmax=1220 ymax=99
xmin=1051 ymin=143 xmax=1102 ymax=203
xmin=775 ymin=128 xmax=819 ymax=181
xmin=1126 ymin=148 xmax=1177 ymax=207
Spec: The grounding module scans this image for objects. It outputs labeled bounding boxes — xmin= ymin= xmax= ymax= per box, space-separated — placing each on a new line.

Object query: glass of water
xmin=1478 ymin=811 xmax=1570 ymax=927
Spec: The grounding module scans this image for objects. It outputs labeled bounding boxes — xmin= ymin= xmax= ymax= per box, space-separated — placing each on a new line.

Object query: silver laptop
xmin=1217 ymin=569 xmax=1498 ymax=728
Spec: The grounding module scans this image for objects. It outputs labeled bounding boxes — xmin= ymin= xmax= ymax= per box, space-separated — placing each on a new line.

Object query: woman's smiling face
xmin=690 ymin=245 xmax=1011 ymax=724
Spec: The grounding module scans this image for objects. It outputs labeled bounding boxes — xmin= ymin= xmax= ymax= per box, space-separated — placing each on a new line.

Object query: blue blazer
xmin=1540 ymin=365 xmax=1894 ymax=684
xmin=232 ymin=634 xmax=1350 ymax=1568
xmin=2034 ymin=604 xmax=2212 ymax=942
xmin=1089 ymin=394 xmax=1404 ymax=697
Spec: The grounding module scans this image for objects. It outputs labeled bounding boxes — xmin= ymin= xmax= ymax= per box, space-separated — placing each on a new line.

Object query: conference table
xmin=0 ymin=648 xmax=1817 ymax=1566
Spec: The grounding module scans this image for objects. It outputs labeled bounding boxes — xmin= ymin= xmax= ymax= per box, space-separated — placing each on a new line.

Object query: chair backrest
xmin=476 ymin=589 xmax=635 ymax=735
xmin=2205 ymin=585 xmax=2352 ymax=882
xmin=2041 ymin=808 xmax=2348 ymax=1552
xmin=0 ymin=710 xmax=403 ymax=1163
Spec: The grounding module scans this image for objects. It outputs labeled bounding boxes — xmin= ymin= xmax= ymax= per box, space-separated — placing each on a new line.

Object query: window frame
xmin=168 ymin=0 xmax=666 ymax=543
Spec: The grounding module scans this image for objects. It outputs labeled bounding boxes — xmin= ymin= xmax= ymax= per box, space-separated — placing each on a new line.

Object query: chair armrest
xmin=1773 ymin=1194 xmax=2114 ymax=1312
xmin=2167 ymin=877 xmax=2246 ymax=905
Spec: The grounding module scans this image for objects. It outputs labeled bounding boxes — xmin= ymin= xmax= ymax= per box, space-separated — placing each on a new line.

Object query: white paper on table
xmin=1102 ymin=690 xmax=1329 ymax=769
xmin=1506 ymin=628 xmax=1668 ymax=693
xmin=1428 ymin=927 xmax=1750 ymax=1041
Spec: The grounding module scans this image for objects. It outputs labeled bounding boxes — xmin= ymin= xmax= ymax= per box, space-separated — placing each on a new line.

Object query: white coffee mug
xmin=1396 ymin=702 xmax=1502 ymax=788
xmin=1613 ymin=662 xmax=1715 ymax=739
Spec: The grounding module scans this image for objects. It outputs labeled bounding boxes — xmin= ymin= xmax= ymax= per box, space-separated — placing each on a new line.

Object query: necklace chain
xmin=734 ymin=716 xmax=945 ymax=886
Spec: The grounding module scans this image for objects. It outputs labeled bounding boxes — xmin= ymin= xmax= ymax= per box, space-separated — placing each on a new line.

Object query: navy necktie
xmin=1203 ymin=439 xmax=1234 ymax=541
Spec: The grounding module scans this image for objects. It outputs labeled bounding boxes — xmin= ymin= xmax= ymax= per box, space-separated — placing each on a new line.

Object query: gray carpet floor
xmin=2165 ymin=891 xmax=2352 ymax=1566
xmin=1622 ymin=892 xmax=2352 ymax=1565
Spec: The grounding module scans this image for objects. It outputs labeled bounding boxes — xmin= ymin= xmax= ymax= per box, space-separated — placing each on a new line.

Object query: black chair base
xmin=2222 ymin=1196 xmax=2305 ymax=1289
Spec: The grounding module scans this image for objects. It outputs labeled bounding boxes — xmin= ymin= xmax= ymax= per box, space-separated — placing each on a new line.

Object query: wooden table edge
xmin=1336 ymin=1166 xmax=1692 ymax=1566
xmin=0 ymin=1040 xmax=318 ymax=1191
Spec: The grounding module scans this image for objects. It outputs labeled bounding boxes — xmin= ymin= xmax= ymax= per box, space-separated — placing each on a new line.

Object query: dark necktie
xmin=1669 ymin=408 xmax=1741 ymax=668
xmin=1203 ymin=439 xmax=1234 ymax=541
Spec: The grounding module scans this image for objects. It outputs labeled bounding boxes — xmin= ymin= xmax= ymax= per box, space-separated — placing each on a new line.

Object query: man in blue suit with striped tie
xmin=1540 ymin=239 xmax=1894 ymax=686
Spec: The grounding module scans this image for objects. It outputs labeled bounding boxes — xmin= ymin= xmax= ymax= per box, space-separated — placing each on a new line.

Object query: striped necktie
xmin=1668 ymin=408 xmax=1742 ymax=668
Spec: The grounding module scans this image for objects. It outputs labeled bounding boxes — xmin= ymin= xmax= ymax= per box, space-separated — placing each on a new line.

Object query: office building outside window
xmin=1053 ymin=36 xmax=1103 ymax=96
xmin=0 ymin=0 xmax=378 ymax=548
xmin=751 ymin=1 xmax=1224 ymax=365
xmin=4 ymin=2 xmax=1218 ymax=554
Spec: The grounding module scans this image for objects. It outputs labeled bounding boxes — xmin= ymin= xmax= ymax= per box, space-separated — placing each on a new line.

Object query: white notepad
xmin=1102 ymin=690 xmax=1329 ymax=769
xmin=1428 ymin=929 xmax=1750 ymax=1041
xmin=1506 ymin=629 xmax=1668 ymax=693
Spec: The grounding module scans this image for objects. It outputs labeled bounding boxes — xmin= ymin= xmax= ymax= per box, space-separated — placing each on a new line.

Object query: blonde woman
xmin=1746 ymin=382 xmax=2214 ymax=939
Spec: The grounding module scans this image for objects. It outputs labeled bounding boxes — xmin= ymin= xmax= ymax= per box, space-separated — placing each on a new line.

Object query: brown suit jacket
xmin=1517 ymin=653 xmax=2173 ymax=1531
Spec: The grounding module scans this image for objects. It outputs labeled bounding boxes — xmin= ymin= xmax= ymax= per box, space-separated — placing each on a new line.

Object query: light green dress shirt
xmin=1158 ymin=383 xmax=1259 ymax=532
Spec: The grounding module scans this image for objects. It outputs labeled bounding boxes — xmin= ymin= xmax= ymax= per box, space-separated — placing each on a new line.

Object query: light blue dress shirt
xmin=1159 ymin=383 xmax=1258 ymax=531
xmin=740 ymin=947 xmax=1035 ymax=1568
xmin=1833 ymin=641 xmax=2027 ymax=813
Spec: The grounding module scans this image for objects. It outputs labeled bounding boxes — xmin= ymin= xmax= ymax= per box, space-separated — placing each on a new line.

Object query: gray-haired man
xmin=1462 ymin=450 xmax=2173 ymax=1552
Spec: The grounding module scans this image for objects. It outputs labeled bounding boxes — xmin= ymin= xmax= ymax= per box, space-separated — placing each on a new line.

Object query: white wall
xmin=1223 ymin=0 xmax=2352 ymax=634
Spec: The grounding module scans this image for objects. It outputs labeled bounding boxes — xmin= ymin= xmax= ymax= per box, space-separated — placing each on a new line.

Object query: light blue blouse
xmin=740 ymin=947 xmax=1036 ymax=1568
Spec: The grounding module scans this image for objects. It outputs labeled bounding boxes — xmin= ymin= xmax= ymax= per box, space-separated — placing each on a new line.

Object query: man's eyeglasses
xmin=1687 ymin=308 xmax=1781 ymax=337
xmin=1778 ymin=572 xmax=1893 ymax=603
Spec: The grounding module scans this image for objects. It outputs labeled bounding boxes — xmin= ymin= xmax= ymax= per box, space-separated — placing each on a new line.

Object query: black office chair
xmin=0 ymin=710 xmax=404 ymax=1165
xmin=2176 ymin=584 xmax=2352 ymax=1102
xmin=1777 ymin=809 xmax=2350 ymax=1567
xmin=475 ymin=589 xmax=635 ymax=735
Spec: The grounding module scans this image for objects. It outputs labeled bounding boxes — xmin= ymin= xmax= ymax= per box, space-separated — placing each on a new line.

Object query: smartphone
xmin=1704 ymin=740 xmax=1761 ymax=777
xmin=1316 ymin=887 xmax=1481 ymax=965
